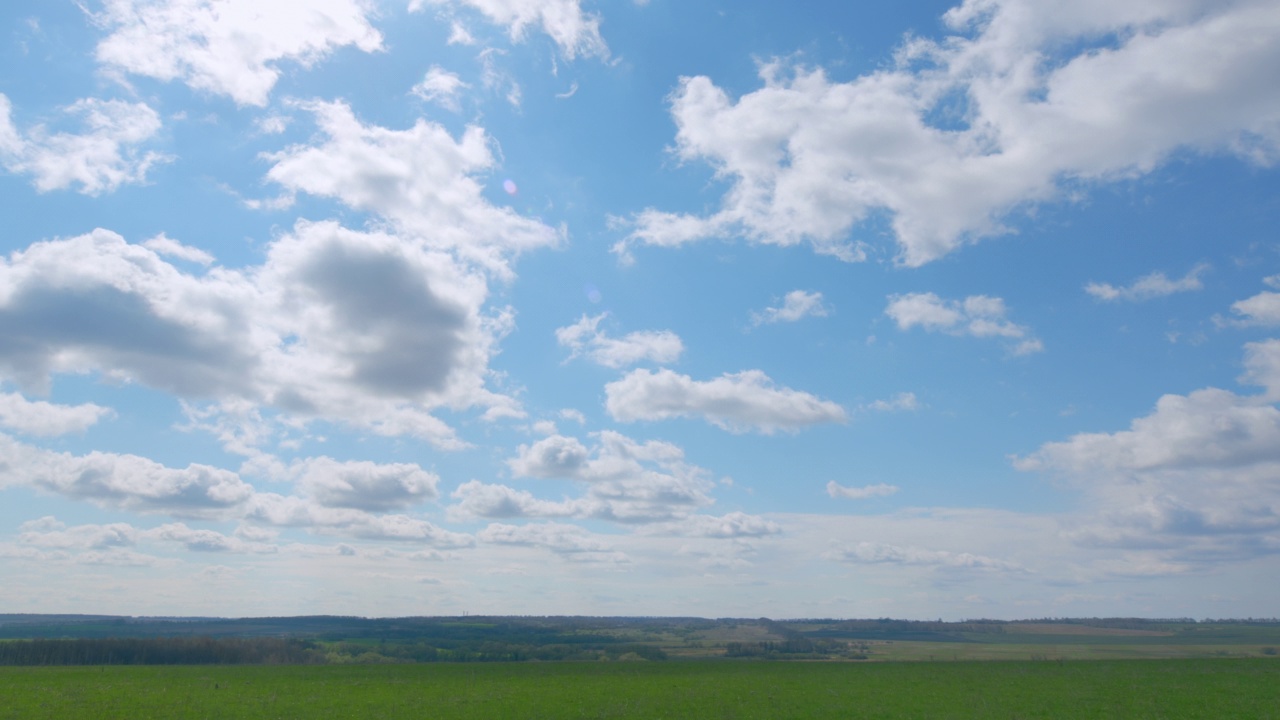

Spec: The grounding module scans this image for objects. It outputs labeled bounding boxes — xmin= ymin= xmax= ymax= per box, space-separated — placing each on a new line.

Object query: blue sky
xmin=1 ymin=0 xmax=1279 ymax=619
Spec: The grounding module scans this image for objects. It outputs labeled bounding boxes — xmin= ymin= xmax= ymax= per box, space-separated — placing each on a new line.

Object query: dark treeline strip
xmin=0 ymin=637 xmax=324 ymax=666
xmin=0 ymin=637 xmax=670 ymax=666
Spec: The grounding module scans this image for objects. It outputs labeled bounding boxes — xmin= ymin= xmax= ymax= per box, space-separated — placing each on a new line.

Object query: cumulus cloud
xmin=411 ymin=0 xmax=608 ymax=59
xmin=828 ymin=541 xmax=1022 ymax=571
xmin=647 ymin=512 xmax=782 ymax=539
xmin=1243 ymin=339 xmax=1280 ymax=401
xmin=0 ymin=222 xmax=520 ymax=449
xmin=0 ymin=433 xmax=254 ymax=517
xmin=1085 ymin=264 xmax=1208 ymax=302
xmin=827 ymin=481 xmax=899 ymax=500
xmin=0 ymin=437 xmax=467 ymax=548
xmin=605 ymin=368 xmax=846 ymax=433
xmin=886 ymin=292 xmax=1042 ymax=355
xmin=0 ymin=393 xmax=112 ymax=436
xmin=294 ymin=457 xmax=440 ymax=512
xmin=18 ymin=517 xmax=275 ymax=555
xmin=860 ymin=392 xmax=919 ymax=413
xmin=555 ymin=313 xmax=683 ymax=368
xmin=618 ymin=0 xmax=1280 ymax=265
xmin=412 ymin=66 xmax=470 ymax=112
xmin=1226 ymin=291 xmax=1280 ymax=327
xmin=244 ymin=492 xmax=473 ymax=547
xmin=451 ymin=430 xmax=715 ymax=524
xmin=478 ymin=522 xmax=625 ymax=562
xmin=1016 ymin=346 xmax=1280 ymax=563
xmin=0 ymin=94 xmax=166 ymax=194
xmin=93 ymin=0 xmax=383 ymax=107
xmin=263 ymin=100 xmax=561 ymax=274
xmin=750 ymin=290 xmax=828 ymax=326
xmin=141 ymin=233 xmax=215 ymax=265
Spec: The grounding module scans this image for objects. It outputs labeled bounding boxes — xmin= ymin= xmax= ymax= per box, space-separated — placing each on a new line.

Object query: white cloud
xmin=263 ymin=100 xmax=561 ymax=274
xmin=0 ymin=393 xmax=112 ymax=437
xmin=860 ymin=392 xmax=919 ymax=413
xmin=0 ymin=432 xmax=255 ymax=517
xmin=651 ymin=512 xmax=782 ymax=539
xmin=0 ymin=222 xmax=521 ymax=449
xmin=93 ymin=0 xmax=383 ymax=107
xmin=243 ymin=492 xmax=473 ymax=547
xmin=555 ymin=313 xmax=683 ymax=368
xmin=827 ymin=541 xmax=1023 ymax=571
xmin=294 ymin=457 xmax=440 ymax=512
xmin=18 ymin=517 xmax=275 ymax=555
xmin=1243 ymin=339 xmax=1280 ymax=401
xmin=141 ymin=233 xmax=215 ymax=265
xmin=1228 ymin=291 xmax=1280 ymax=326
xmin=412 ymin=66 xmax=470 ymax=113
xmin=412 ymin=0 xmax=608 ymax=59
xmin=0 ymin=94 xmax=166 ymax=195
xmin=451 ymin=430 xmax=716 ymax=524
xmin=827 ymin=481 xmax=899 ymax=500
xmin=618 ymin=0 xmax=1280 ymax=265
xmin=478 ymin=522 xmax=625 ymax=562
xmin=1016 ymin=346 xmax=1280 ymax=563
xmin=605 ymin=369 xmax=846 ymax=434
xmin=886 ymin=292 xmax=1042 ymax=355
xmin=1085 ymin=264 xmax=1209 ymax=302
xmin=750 ymin=290 xmax=828 ymax=326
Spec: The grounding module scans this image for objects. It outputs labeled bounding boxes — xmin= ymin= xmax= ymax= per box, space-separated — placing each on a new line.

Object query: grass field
xmin=2 ymin=658 xmax=1277 ymax=719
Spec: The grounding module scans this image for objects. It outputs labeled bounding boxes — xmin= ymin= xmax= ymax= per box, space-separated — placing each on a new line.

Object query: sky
xmin=0 ymin=0 xmax=1278 ymax=621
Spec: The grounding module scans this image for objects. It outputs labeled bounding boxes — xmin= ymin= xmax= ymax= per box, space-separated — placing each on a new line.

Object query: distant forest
xmin=1 ymin=614 xmax=1276 ymax=666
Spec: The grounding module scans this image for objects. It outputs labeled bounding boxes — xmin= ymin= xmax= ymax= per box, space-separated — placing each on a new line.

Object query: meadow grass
xmin=1 ymin=658 xmax=1277 ymax=719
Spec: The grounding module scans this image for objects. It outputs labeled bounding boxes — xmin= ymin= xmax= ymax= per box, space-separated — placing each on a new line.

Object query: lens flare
xmin=502 ymin=179 xmax=518 ymax=195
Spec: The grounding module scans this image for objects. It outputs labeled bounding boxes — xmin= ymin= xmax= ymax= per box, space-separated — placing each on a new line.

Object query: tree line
xmin=0 ymin=637 xmax=324 ymax=665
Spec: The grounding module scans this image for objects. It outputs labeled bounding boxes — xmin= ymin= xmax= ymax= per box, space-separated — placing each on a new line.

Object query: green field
xmin=2 ymin=658 xmax=1277 ymax=719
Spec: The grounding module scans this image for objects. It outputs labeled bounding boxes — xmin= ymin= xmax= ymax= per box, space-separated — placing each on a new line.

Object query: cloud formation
xmin=605 ymin=368 xmax=847 ymax=433
xmin=1016 ymin=345 xmax=1280 ymax=564
xmin=555 ymin=314 xmax=683 ymax=368
xmin=413 ymin=0 xmax=608 ymax=59
xmin=0 ymin=393 xmax=112 ymax=437
xmin=0 ymin=95 xmax=166 ymax=194
xmin=0 ymin=223 xmax=518 ymax=449
xmin=1085 ymin=264 xmax=1208 ymax=302
xmin=885 ymin=292 xmax=1042 ymax=355
xmin=451 ymin=431 xmax=717 ymax=524
xmin=620 ymin=0 xmax=1280 ymax=265
xmin=412 ymin=66 xmax=470 ymax=113
xmin=750 ymin=290 xmax=829 ymax=326
xmin=827 ymin=481 xmax=899 ymax=500
xmin=93 ymin=0 xmax=383 ymax=106
xmin=263 ymin=100 xmax=561 ymax=274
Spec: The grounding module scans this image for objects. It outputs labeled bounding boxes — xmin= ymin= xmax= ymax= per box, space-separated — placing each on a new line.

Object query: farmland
xmin=2 ymin=658 xmax=1277 ymax=719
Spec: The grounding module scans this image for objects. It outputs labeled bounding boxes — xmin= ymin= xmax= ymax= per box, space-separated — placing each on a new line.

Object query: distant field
xmin=2 ymin=659 xmax=1277 ymax=719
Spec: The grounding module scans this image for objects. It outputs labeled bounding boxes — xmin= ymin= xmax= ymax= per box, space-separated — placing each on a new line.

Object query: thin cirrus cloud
xmin=1085 ymin=264 xmax=1209 ymax=302
xmin=0 ymin=95 xmax=167 ymax=195
xmin=886 ymin=292 xmax=1043 ymax=355
xmin=555 ymin=313 xmax=684 ymax=368
xmin=604 ymin=368 xmax=847 ymax=434
xmin=618 ymin=0 xmax=1280 ymax=266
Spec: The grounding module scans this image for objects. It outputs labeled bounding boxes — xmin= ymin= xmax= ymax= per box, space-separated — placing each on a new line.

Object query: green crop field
xmin=2 ymin=658 xmax=1277 ymax=719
